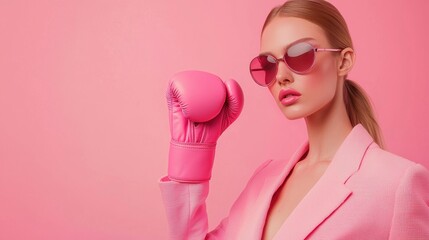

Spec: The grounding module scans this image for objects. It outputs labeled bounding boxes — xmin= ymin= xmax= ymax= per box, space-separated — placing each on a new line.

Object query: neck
xmin=303 ymin=88 xmax=353 ymax=165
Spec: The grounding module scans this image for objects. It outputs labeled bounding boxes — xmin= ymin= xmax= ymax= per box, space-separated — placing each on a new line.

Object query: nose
xmin=275 ymin=60 xmax=293 ymax=85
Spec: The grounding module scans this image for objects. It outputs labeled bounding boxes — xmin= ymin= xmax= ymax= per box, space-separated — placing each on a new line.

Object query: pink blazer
xmin=159 ymin=124 xmax=429 ymax=239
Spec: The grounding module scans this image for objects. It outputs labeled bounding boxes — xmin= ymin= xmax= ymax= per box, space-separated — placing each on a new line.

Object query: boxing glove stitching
xmin=170 ymin=140 xmax=216 ymax=149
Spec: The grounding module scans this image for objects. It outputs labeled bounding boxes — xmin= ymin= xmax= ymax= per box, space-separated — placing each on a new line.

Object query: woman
xmin=160 ymin=0 xmax=429 ymax=239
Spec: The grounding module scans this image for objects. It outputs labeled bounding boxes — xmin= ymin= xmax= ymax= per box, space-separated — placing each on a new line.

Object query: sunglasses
xmin=249 ymin=41 xmax=342 ymax=86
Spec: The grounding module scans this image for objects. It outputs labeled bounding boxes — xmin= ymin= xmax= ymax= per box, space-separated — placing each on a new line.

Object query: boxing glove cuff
xmin=168 ymin=139 xmax=216 ymax=183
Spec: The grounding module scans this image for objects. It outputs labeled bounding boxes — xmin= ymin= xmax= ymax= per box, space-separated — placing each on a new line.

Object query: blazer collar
xmin=253 ymin=124 xmax=375 ymax=239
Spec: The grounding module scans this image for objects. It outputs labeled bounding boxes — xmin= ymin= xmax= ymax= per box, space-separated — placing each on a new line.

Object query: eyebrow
xmin=260 ymin=37 xmax=317 ymax=56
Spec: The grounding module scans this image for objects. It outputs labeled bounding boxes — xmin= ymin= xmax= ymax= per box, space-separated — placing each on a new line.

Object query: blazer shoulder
xmin=362 ymin=144 xmax=419 ymax=173
xmin=352 ymin=144 xmax=427 ymax=193
xmin=247 ymin=159 xmax=275 ymax=183
xmin=241 ymin=158 xmax=288 ymax=191
xmin=389 ymin=162 xmax=429 ymax=239
xmin=398 ymin=162 xmax=429 ymax=189
xmin=248 ymin=158 xmax=292 ymax=180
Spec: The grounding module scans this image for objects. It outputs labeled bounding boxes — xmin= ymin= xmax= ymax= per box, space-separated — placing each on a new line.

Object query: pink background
xmin=1 ymin=0 xmax=428 ymax=239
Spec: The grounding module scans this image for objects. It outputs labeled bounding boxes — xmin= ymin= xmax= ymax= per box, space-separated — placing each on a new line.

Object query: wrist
xmin=168 ymin=139 xmax=216 ymax=182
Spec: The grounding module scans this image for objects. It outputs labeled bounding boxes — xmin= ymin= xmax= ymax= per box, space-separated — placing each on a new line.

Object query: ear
xmin=337 ymin=47 xmax=355 ymax=77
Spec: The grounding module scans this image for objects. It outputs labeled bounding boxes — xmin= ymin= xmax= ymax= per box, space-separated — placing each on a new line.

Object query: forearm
xmin=159 ymin=177 xmax=210 ymax=240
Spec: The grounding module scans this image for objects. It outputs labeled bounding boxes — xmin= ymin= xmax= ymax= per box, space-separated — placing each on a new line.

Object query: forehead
xmin=260 ymin=17 xmax=328 ymax=55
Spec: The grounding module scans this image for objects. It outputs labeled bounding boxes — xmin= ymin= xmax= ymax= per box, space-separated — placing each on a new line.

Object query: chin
xmin=283 ymin=114 xmax=305 ymax=120
xmin=279 ymin=99 xmax=332 ymax=120
xmin=280 ymin=108 xmax=308 ymax=120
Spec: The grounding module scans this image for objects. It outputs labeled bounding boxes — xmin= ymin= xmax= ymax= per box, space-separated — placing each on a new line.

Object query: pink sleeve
xmin=389 ymin=163 xmax=429 ymax=239
xmin=159 ymin=176 xmax=227 ymax=240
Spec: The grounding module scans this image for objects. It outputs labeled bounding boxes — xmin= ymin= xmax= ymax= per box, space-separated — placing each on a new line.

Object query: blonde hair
xmin=262 ymin=0 xmax=383 ymax=147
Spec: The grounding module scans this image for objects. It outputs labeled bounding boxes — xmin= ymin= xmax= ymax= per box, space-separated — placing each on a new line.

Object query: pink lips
xmin=279 ymin=88 xmax=302 ymax=106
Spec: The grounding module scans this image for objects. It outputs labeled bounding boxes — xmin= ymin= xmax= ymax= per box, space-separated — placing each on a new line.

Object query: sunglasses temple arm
xmin=316 ymin=48 xmax=342 ymax=52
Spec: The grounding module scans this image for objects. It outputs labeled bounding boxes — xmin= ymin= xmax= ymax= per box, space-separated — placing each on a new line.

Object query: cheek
xmin=268 ymin=86 xmax=282 ymax=109
xmin=315 ymin=55 xmax=337 ymax=80
xmin=268 ymin=84 xmax=279 ymax=100
xmin=305 ymin=58 xmax=338 ymax=102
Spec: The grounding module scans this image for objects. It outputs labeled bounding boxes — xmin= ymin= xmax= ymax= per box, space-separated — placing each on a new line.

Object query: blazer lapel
xmin=273 ymin=124 xmax=374 ymax=240
xmin=237 ymin=142 xmax=309 ymax=239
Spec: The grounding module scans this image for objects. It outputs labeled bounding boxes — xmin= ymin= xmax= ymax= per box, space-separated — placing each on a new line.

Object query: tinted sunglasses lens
xmin=250 ymin=55 xmax=277 ymax=86
xmin=285 ymin=42 xmax=315 ymax=73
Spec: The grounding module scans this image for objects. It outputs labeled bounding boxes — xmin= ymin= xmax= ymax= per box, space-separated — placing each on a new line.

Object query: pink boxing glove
xmin=166 ymin=70 xmax=244 ymax=183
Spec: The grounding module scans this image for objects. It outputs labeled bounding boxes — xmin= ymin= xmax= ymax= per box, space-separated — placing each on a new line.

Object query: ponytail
xmin=343 ymin=79 xmax=384 ymax=148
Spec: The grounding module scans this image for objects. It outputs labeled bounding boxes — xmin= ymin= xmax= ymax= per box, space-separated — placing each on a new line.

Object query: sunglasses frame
xmin=250 ymin=41 xmax=343 ymax=86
